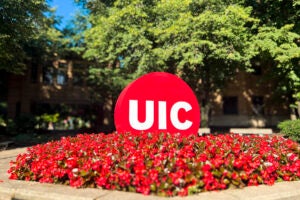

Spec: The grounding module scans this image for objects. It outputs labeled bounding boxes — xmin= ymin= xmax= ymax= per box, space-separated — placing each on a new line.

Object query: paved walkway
xmin=0 ymin=148 xmax=300 ymax=200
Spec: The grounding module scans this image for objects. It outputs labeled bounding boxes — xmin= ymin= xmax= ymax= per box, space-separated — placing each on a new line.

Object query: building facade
xmin=5 ymin=59 xmax=107 ymax=131
xmin=5 ymin=59 xmax=290 ymax=130
xmin=209 ymin=70 xmax=290 ymax=128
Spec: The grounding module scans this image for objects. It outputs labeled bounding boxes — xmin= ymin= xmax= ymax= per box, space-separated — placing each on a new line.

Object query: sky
xmin=49 ymin=0 xmax=78 ymax=29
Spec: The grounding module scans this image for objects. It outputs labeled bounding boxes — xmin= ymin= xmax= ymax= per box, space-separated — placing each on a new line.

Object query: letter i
xmin=158 ymin=101 xmax=167 ymax=129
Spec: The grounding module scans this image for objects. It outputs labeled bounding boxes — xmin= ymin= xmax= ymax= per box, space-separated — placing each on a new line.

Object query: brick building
xmin=7 ymin=59 xmax=90 ymax=115
xmin=3 ymin=59 xmax=290 ymax=130
xmin=4 ymin=59 xmax=106 ymax=131
xmin=209 ymin=70 xmax=290 ymax=128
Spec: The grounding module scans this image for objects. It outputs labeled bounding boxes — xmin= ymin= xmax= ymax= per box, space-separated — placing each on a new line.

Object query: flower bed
xmin=8 ymin=132 xmax=300 ymax=196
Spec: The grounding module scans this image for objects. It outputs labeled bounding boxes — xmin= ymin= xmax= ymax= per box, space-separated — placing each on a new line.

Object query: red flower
xmin=7 ymin=132 xmax=300 ymax=197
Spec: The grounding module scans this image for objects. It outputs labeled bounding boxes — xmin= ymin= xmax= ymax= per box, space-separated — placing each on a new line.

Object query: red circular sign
xmin=114 ymin=72 xmax=200 ymax=136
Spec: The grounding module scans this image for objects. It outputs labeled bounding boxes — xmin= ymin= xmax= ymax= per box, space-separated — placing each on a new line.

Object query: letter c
xmin=170 ymin=101 xmax=193 ymax=130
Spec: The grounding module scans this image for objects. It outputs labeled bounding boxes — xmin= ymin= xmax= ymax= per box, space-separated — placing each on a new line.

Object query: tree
xmin=250 ymin=25 xmax=300 ymax=118
xmin=0 ymin=0 xmax=49 ymax=73
xmin=0 ymin=0 xmax=68 ymax=74
xmin=24 ymin=14 xmax=69 ymax=64
xmin=243 ymin=0 xmax=300 ymax=32
xmin=88 ymin=66 xmax=132 ymax=130
xmin=83 ymin=0 xmax=257 ymax=126
xmin=151 ymin=2 xmax=256 ymax=121
xmin=62 ymin=11 xmax=90 ymax=57
xmin=243 ymin=0 xmax=300 ymax=118
xmin=82 ymin=0 xmax=300 ymax=125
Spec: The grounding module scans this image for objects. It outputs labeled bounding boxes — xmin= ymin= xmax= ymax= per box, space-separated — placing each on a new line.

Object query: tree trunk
xmin=290 ymin=107 xmax=297 ymax=120
xmin=201 ymin=103 xmax=211 ymax=128
xmin=297 ymin=101 xmax=300 ymax=119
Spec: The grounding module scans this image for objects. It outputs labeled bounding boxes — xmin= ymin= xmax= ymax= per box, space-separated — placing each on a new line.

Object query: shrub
xmin=278 ymin=119 xmax=300 ymax=142
xmin=8 ymin=132 xmax=300 ymax=196
xmin=0 ymin=115 xmax=5 ymax=127
xmin=0 ymin=115 xmax=6 ymax=135
xmin=6 ymin=114 xmax=37 ymax=135
xmin=39 ymin=113 xmax=60 ymax=123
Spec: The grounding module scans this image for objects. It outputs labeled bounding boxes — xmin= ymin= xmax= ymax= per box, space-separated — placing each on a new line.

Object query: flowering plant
xmin=8 ymin=132 xmax=300 ymax=196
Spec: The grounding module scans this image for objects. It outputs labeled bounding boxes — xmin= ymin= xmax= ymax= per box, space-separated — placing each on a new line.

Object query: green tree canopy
xmin=81 ymin=0 xmax=300 ymax=120
xmin=243 ymin=0 xmax=300 ymax=32
xmin=250 ymin=25 xmax=300 ymax=114
xmin=84 ymin=0 xmax=255 ymax=96
xmin=0 ymin=0 xmax=65 ymax=73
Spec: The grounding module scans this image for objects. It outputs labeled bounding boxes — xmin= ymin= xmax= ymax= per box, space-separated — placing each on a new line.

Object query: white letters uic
xmin=129 ymin=100 xmax=193 ymax=130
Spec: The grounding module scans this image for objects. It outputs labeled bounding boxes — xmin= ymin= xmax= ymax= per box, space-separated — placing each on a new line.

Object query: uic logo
xmin=129 ymin=100 xmax=192 ymax=130
xmin=114 ymin=72 xmax=200 ymax=135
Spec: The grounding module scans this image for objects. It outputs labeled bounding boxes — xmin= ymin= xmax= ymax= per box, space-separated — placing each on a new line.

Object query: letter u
xmin=129 ymin=100 xmax=154 ymax=130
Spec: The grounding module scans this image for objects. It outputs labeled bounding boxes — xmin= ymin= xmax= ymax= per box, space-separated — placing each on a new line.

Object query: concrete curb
xmin=1 ymin=148 xmax=300 ymax=200
xmin=1 ymin=179 xmax=300 ymax=200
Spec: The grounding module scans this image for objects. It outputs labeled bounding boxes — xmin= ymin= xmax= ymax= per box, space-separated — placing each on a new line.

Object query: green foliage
xmin=75 ymin=0 xmax=115 ymax=13
xmin=250 ymin=24 xmax=300 ymax=108
xmin=62 ymin=10 xmax=90 ymax=55
xmin=84 ymin=0 xmax=257 ymax=103
xmin=0 ymin=115 xmax=5 ymax=127
xmin=243 ymin=0 xmax=300 ymax=111
xmin=278 ymin=119 xmax=300 ymax=142
xmin=81 ymin=0 xmax=300 ymax=122
xmin=88 ymin=67 xmax=133 ymax=103
xmin=243 ymin=0 xmax=300 ymax=32
xmin=6 ymin=114 xmax=37 ymax=135
xmin=0 ymin=0 xmax=46 ymax=73
xmin=0 ymin=0 xmax=67 ymax=73
xmin=39 ymin=113 xmax=60 ymax=123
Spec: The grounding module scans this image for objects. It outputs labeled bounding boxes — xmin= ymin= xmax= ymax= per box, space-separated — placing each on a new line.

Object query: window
xmin=252 ymin=96 xmax=264 ymax=115
xmin=57 ymin=70 xmax=68 ymax=85
xmin=57 ymin=62 xmax=68 ymax=85
xmin=223 ymin=96 xmax=238 ymax=115
xmin=72 ymin=63 xmax=86 ymax=86
xmin=42 ymin=63 xmax=54 ymax=85
xmin=43 ymin=61 xmax=69 ymax=85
